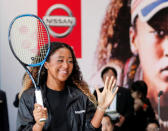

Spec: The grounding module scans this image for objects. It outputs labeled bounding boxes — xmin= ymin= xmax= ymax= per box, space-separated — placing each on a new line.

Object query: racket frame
xmin=8 ymin=14 xmax=50 ymax=122
xmin=8 ymin=14 xmax=50 ymax=89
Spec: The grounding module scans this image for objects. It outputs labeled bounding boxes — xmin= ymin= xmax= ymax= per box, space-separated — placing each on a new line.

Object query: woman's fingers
xmin=41 ymin=108 xmax=48 ymax=120
xmin=96 ymin=76 xmax=119 ymax=109
xmin=113 ymin=86 xmax=118 ymax=96
xmin=34 ymin=103 xmax=42 ymax=110
xmin=110 ymin=79 xmax=117 ymax=92
xmin=96 ymin=86 xmax=101 ymax=96
xmin=104 ymin=76 xmax=109 ymax=91
xmin=33 ymin=103 xmax=47 ymax=123
xmin=107 ymin=76 xmax=113 ymax=90
xmin=105 ymin=76 xmax=116 ymax=92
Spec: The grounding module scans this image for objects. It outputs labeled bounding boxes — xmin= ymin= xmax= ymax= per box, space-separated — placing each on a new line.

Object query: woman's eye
xmin=68 ymin=60 xmax=73 ymax=63
xmin=57 ymin=59 xmax=63 ymax=62
xmin=152 ymin=30 xmax=165 ymax=38
xmin=157 ymin=30 xmax=165 ymax=38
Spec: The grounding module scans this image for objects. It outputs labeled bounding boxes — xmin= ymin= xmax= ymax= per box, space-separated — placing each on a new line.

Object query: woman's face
xmin=45 ymin=47 xmax=73 ymax=83
xmin=130 ymin=18 xmax=168 ymax=95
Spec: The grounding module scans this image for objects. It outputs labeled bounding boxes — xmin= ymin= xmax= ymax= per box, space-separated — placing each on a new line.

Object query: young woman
xmin=17 ymin=42 xmax=118 ymax=131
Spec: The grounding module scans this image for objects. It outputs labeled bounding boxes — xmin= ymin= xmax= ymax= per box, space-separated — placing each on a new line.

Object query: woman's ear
xmin=129 ymin=27 xmax=138 ymax=55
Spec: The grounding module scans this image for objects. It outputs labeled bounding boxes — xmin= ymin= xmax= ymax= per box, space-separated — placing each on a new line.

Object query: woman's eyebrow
xmin=56 ymin=56 xmax=73 ymax=59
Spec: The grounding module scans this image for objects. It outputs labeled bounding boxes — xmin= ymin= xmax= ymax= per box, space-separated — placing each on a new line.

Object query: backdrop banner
xmin=38 ymin=0 xmax=81 ymax=58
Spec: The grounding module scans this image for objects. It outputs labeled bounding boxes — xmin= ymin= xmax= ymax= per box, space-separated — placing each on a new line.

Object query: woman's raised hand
xmin=96 ymin=76 xmax=118 ymax=111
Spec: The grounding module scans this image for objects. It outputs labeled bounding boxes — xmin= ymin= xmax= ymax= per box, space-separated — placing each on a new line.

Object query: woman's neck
xmin=46 ymin=78 xmax=65 ymax=91
xmin=143 ymin=73 xmax=157 ymax=102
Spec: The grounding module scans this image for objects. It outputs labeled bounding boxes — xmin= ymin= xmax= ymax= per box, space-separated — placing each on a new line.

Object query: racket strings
xmin=33 ymin=21 xmax=49 ymax=64
xmin=10 ymin=16 xmax=49 ymax=65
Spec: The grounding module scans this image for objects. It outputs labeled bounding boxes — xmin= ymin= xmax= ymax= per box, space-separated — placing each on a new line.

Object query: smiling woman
xmin=17 ymin=41 xmax=118 ymax=131
xmin=44 ymin=47 xmax=74 ymax=87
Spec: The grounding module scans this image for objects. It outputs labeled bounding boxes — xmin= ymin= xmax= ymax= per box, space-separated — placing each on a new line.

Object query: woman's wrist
xmin=97 ymin=105 xmax=106 ymax=112
xmin=32 ymin=122 xmax=43 ymax=131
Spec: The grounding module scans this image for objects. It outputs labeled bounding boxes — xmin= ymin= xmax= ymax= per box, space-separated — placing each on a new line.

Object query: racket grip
xmin=35 ymin=89 xmax=44 ymax=106
xmin=35 ymin=89 xmax=47 ymax=122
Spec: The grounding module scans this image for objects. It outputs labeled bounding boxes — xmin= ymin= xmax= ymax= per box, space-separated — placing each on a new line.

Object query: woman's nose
xmin=162 ymin=37 xmax=168 ymax=57
xmin=62 ymin=61 xmax=69 ymax=68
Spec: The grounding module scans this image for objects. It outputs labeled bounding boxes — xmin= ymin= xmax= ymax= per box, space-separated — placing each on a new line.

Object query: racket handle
xmin=35 ymin=89 xmax=47 ymax=122
xmin=35 ymin=89 xmax=44 ymax=106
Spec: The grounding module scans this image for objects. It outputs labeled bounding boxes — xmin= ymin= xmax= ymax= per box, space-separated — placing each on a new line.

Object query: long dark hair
xmin=40 ymin=42 xmax=82 ymax=86
xmin=96 ymin=0 xmax=132 ymax=70
xmin=20 ymin=42 xmax=96 ymax=104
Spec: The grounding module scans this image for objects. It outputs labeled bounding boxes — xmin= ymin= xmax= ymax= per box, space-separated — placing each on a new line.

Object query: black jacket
xmin=131 ymin=98 xmax=156 ymax=131
xmin=17 ymin=84 xmax=100 ymax=131
xmin=0 ymin=90 xmax=9 ymax=131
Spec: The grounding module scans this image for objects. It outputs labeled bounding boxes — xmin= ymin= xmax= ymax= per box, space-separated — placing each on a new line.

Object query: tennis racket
xmin=8 ymin=14 xmax=50 ymax=122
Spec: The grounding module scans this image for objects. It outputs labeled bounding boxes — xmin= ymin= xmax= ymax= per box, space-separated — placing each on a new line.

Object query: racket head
xmin=8 ymin=14 xmax=50 ymax=67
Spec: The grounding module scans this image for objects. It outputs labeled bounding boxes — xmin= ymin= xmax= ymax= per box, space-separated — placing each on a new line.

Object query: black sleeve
xmin=84 ymin=98 xmax=101 ymax=131
xmin=16 ymin=91 xmax=35 ymax=131
xmin=0 ymin=90 xmax=9 ymax=131
xmin=13 ymin=93 xmax=19 ymax=108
